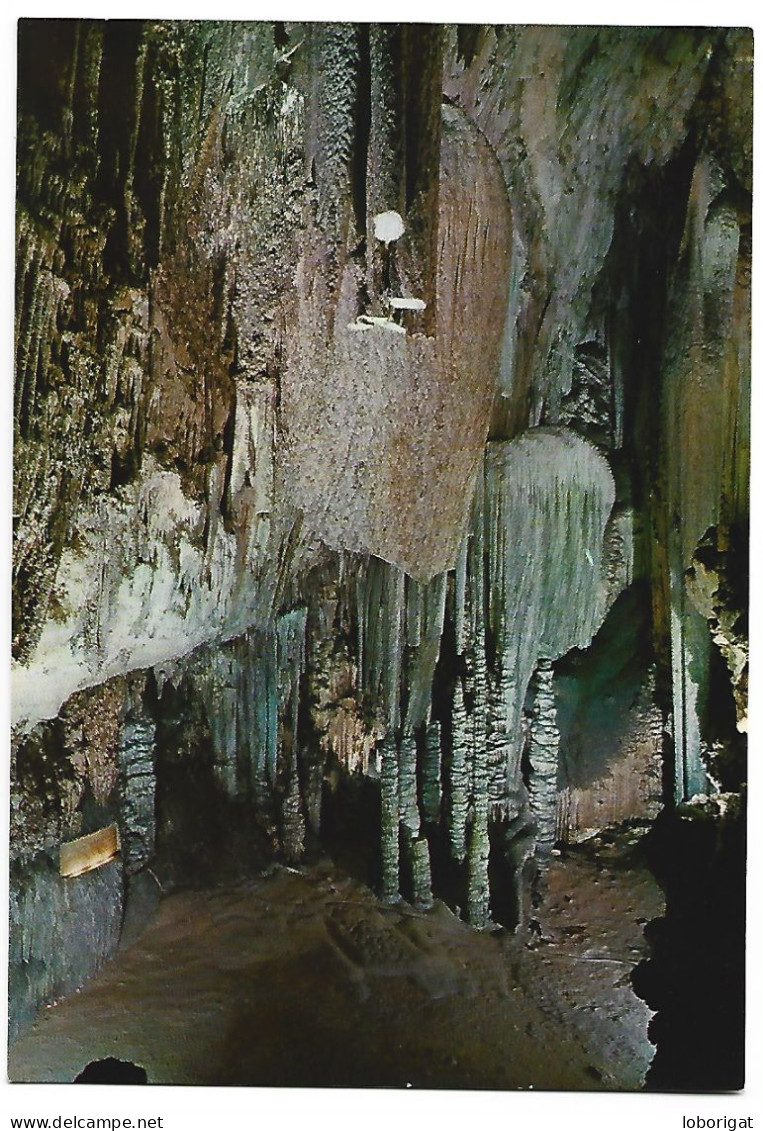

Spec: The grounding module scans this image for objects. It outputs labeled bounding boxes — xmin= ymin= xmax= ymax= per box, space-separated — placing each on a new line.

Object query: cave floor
xmin=8 ymin=831 xmax=663 ymax=1089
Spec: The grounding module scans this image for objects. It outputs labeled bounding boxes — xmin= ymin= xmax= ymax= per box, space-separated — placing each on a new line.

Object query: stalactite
xmin=454 ymin=532 xmax=470 ymax=657
xmin=356 ymin=558 xmax=406 ymax=731
xmin=276 ymin=608 xmax=307 ymax=750
xmin=485 ymin=428 xmax=615 ymax=651
xmin=405 ymin=577 xmax=422 ymax=650
xmin=153 ymin=608 xmax=310 ymax=864
xmin=190 ymin=621 xmax=305 ymax=811
xmin=403 ymin=570 xmax=447 ymax=732
xmin=196 ymin=648 xmax=239 ymax=795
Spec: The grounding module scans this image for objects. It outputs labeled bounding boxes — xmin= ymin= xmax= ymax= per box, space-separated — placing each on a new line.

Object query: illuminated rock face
xmin=11 ymin=20 xmax=749 ymax=1082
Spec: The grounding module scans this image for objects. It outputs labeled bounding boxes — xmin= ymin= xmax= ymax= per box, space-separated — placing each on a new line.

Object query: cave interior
xmin=8 ymin=19 xmax=751 ymax=1091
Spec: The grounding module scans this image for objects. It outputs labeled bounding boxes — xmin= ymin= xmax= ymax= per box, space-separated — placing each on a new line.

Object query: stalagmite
xmin=486 ymin=678 xmax=511 ymax=815
xmin=399 ymin=730 xmax=433 ymax=908
xmin=398 ymin=732 xmax=419 ymax=833
xmin=466 ymin=476 xmax=490 ymax=926
xmin=469 ymin=472 xmax=488 ymax=771
xmin=527 ymin=660 xmax=560 ymax=861
xmin=281 ymin=746 xmax=306 ymax=864
xmin=449 ymin=679 xmax=469 ymax=864
xmin=379 ymin=734 xmax=400 ymax=902
xmin=466 ymin=728 xmax=491 ymax=923
xmin=467 ymin=727 xmax=491 ymax=922
xmin=409 ymin=835 xmax=433 ymax=909
xmin=275 ymin=608 xmax=308 ymax=858
xmin=421 ymin=719 xmax=442 ymax=823
xmin=467 ymin=687 xmax=491 ymax=927
xmin=118 ymin=695 xmax=156 ymax=874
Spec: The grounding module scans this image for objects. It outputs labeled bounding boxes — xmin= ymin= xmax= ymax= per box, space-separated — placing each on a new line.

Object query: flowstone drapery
xmin=311 ymin=426 xmax=617 ymax=922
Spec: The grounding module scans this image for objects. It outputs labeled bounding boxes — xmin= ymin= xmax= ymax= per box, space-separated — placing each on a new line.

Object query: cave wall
xmin=11 ymin=20 xmax=750 ymax=1065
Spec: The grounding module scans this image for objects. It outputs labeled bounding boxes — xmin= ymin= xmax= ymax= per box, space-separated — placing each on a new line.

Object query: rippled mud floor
xmin=9 ymin=832 xmax=663 ymax=1089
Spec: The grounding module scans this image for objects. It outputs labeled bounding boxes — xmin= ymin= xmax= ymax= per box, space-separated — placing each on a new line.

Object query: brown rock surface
xmin=9 ymin=848 xmax=661 ymax=1089
xmin=282 ymin=104 xmax=511 ymax=579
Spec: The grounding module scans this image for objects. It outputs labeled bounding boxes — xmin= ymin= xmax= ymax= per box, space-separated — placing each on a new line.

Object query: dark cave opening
xmin=75 ymin=1058 xmax=148 ymax=1084
xmin=634 ymin=799 xmax=747 ymax=1091
xmin=319 ymin=763 xmax=382 ymax=891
